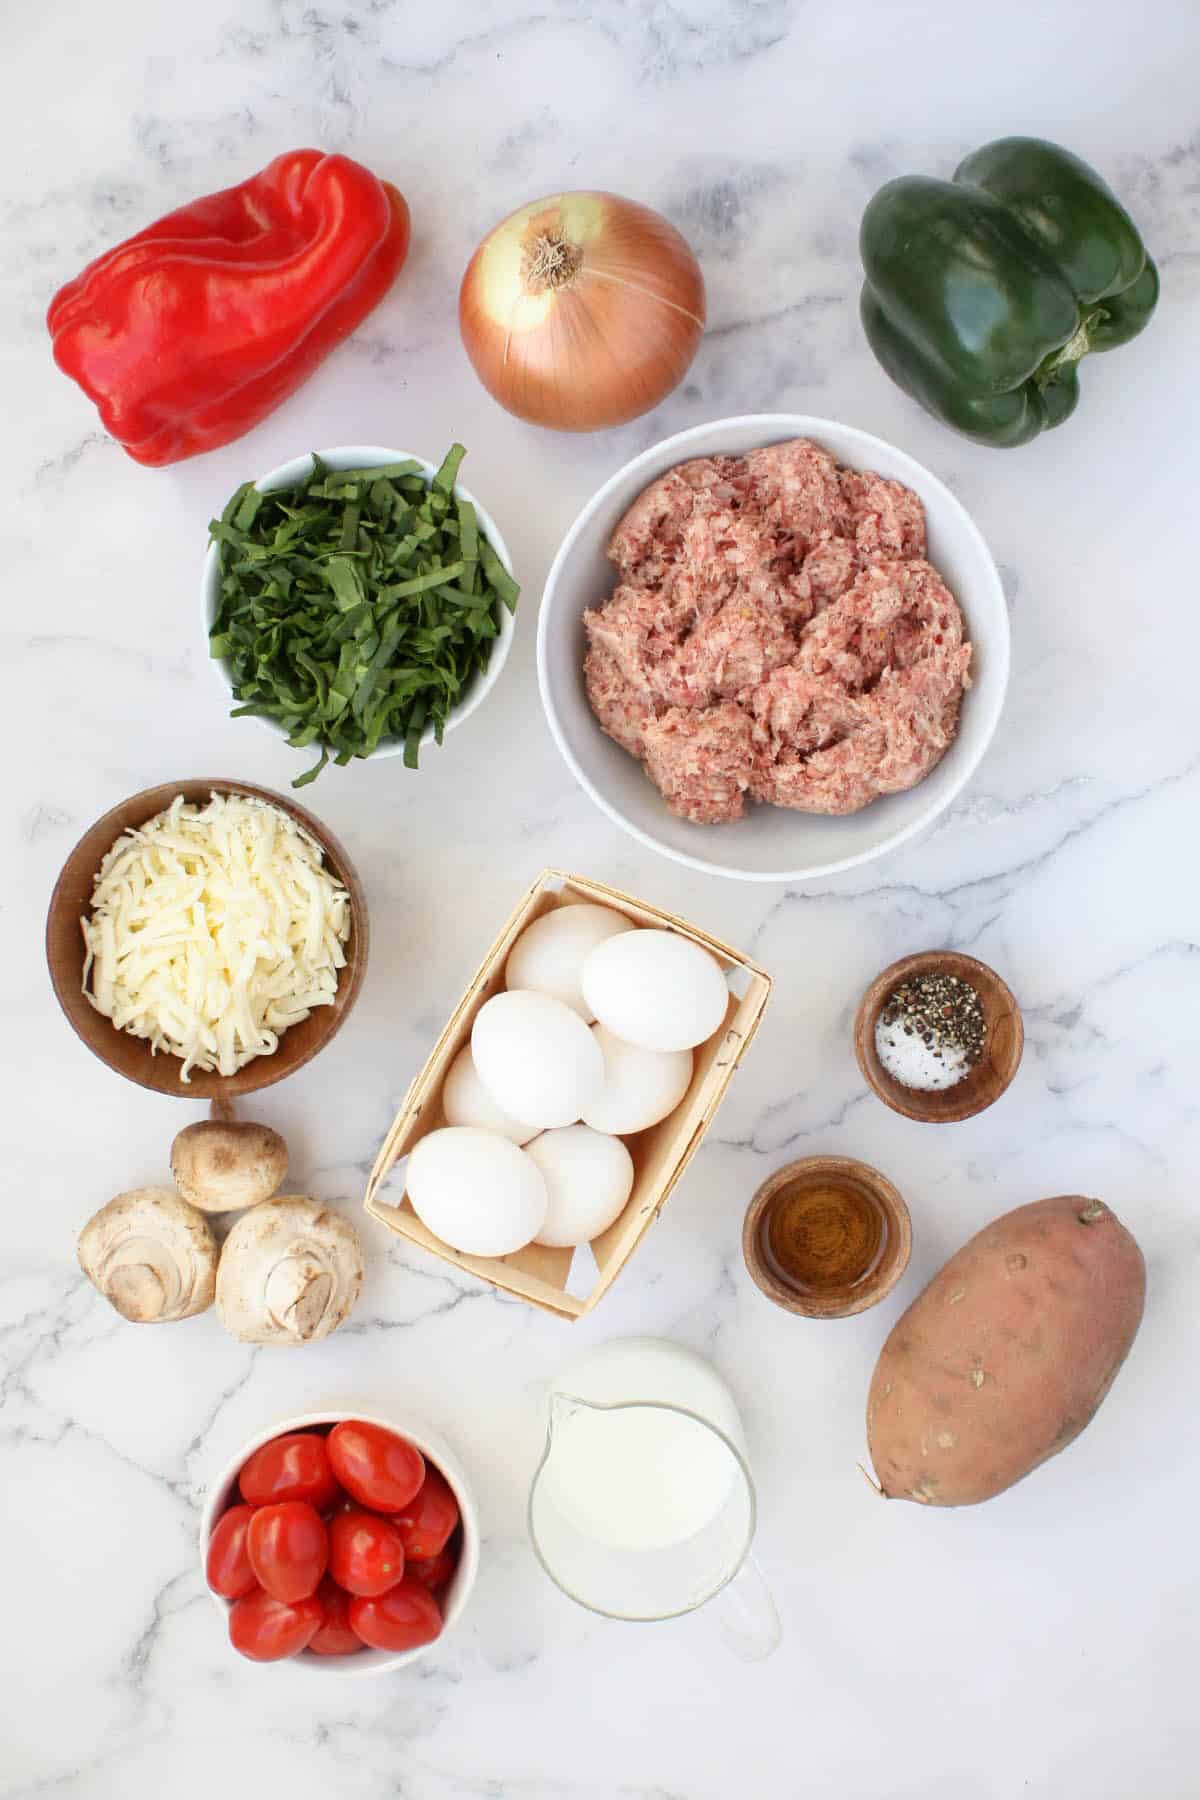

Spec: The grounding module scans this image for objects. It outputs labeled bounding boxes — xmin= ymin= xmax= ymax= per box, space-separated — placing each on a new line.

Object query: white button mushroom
xmin=170 ymin=1111 xmax=289 ymax=1213
xmin=215 ymin=1197 xmax=364 ymax=1346
xmin=77 ymin=1187 xmax=219 ymax=1324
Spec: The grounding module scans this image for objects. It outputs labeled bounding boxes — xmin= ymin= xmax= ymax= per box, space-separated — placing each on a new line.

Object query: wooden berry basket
xmin=363 ymin=870 xmax=772 ymax=1318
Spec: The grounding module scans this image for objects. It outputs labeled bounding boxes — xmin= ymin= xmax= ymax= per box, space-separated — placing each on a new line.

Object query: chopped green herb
xmin=432 ymin=442 xmax=467 ymax=495
xmin=457 ymin=499 xmax=478 ymax=570
xmin=479 ymin=536 xmax=519 ymax=613
xmin=207 ymin=446 xmax=518 ymax=785
xmin=233 ymin=486 xmax=264 ymax=532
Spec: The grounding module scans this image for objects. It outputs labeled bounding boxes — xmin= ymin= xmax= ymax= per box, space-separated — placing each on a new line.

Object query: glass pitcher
xmin=528 ymin=1337 xmax=781 ymax=1659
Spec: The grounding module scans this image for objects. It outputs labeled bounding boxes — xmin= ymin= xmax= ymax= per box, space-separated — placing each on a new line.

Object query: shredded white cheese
xmin=81 ymin=791 xmax=351 ymax=1082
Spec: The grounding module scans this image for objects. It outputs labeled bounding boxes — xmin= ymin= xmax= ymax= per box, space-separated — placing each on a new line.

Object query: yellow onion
xmin=459 ymin=191 xmax=705 ymax=431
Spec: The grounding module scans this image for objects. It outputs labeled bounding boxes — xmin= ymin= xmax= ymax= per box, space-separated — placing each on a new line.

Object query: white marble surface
xmin=4 ymin=2 xmax=1199 ymax=1795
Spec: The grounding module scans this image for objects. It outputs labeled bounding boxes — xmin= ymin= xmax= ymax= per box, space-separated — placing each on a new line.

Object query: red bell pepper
xmin=46 ymin=149 xmax=410 ymax=467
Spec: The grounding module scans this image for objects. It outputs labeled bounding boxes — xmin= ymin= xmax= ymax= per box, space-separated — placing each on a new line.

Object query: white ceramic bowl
xmin=203 ymin=446 xmax=517 ymax=765
xmin=200 ymin=1409 xmax=480 ymax=1677
xmin=537 ymin=414 xmax=1009 ymax=883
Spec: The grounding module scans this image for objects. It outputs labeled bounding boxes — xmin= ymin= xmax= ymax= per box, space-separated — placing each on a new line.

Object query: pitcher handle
xmin=707 ymin=1554 xmax=781 ymax=1660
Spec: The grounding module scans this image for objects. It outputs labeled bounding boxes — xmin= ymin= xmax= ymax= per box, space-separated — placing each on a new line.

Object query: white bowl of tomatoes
xmin=200 ymin=1411 xmax=479 ymax=1674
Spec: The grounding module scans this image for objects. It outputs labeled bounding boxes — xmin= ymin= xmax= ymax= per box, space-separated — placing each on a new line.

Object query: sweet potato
xmin=867 ymin=1196 xmax=1145 ymax=1506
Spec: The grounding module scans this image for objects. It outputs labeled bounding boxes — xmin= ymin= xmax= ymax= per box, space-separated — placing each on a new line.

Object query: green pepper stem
xmin=1034 ymin=304 xmax=1110 ymax=388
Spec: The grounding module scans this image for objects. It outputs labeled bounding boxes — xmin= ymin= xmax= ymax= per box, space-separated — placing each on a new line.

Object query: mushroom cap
xmin=170 ymin=1119 xmax=288 ymax=1214
xmin=77 ymin=1187 xmax=218 ymax=1324
xmin=215 ymin=1196 xmax=364 ymax=1346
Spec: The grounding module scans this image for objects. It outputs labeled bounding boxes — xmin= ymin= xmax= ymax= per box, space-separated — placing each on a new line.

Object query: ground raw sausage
xmin=642 ymin=703 xmax=756 ymax=825
xmin=583 ymin=439 xmax=971 ymax=825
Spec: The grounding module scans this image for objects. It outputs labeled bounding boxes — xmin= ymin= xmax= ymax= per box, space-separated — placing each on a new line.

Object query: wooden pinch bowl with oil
xmin=854 ymin=950 xmax=1023 ymax=1125
xmin=742 ymin=1155 xmax=912 ymax=1319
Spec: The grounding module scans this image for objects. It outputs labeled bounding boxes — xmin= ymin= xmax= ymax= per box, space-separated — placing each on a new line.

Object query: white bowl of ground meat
xmin=537 ymin=415 xmax=1008 ymax=882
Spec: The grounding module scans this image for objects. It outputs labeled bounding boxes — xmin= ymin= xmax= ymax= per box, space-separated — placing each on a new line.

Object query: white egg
xmin=526 ymin=1125 xmax=635 ymax=1248
xmin=582 ymin=1024 xmax=694 ymax=1135
xmin=504 ymin=903 xmax=635 ymax=1019
xmin=580 ymin=929 xmax=729 ymax=1053
xmin=442 ymin=1044 xmax=538 ymax=1145
xmin=406 ymin=1126 xmax=547 ymax=1256
xmin=472 ymin=990 xmax=604 ymax=1129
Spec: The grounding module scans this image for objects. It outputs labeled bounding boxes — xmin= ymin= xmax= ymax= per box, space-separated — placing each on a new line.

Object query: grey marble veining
xmin=4 ymin=2 xmax=1200 ymax=1796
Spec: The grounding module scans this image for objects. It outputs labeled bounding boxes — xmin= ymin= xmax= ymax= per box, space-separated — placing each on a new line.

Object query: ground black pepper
xmin=877 ymin=972 xmax=987 ymax=1088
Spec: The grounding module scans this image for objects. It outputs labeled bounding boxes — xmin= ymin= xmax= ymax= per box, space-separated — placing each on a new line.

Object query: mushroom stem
xmin=267 ymin=1263 xmax=335 ymax=1340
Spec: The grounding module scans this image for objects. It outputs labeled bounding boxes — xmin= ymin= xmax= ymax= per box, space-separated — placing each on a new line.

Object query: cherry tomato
xmin=349 ymin=1578 xmax=442 ymax=1653
xmin=328 ymin=1421 xmax=425 ymax=1513
xmin=246 ymin=1501 xmax=328 ymax=1604
xmin=309 ymin=1577 xmax=365 ymax=1656
xmin=228 ymin=1587 xmax=322 ymax=1661
xmin=328 ymin=1508 xmax=407 ymax=1597
xmin=406 ymin=1548 xmax=457 ymax=1594
xmin=206 ymin=1502 xmax=257 ymax=1599
xmin=390 ymin=1465 xmax=460 ymax=1559
xmin=238 ymin=1431 xmax=340 ymax=1510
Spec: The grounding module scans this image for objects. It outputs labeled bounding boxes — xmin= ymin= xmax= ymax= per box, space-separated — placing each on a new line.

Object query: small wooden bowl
xmin=742 ymin=1155 xmax=911 ymax=1319
xmin=854 ymin=950 xmax=1023 ymax=1124
xmin=46 ymin=779 xmax=368 ymax=1099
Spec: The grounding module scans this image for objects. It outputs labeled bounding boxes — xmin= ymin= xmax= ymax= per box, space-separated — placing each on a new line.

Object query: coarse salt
xmin=874 ymin=1017 xmax=970 ymax=1091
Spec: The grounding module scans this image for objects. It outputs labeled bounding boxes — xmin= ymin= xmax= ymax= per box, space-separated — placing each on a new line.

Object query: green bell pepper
xmin=860 ymin=138 xmax=1159 ymax=447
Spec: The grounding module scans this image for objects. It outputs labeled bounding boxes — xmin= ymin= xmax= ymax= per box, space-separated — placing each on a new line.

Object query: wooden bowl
xmin=853 ymin=950 xmax=1023 ymax=1124
xmin=742 ymin=1155 xmax=912 ymax=1319
xmin=45 ymin=779 xmax=368 ymax=1099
